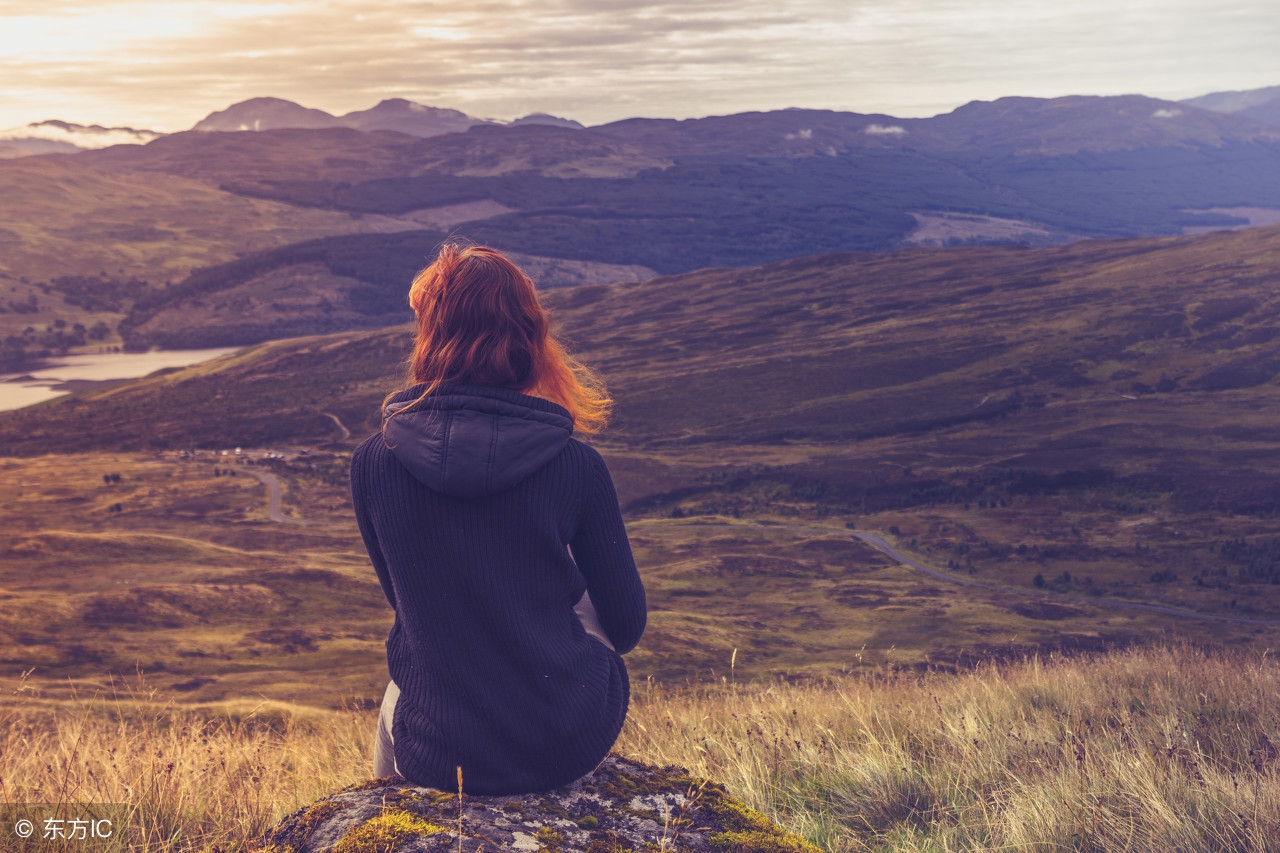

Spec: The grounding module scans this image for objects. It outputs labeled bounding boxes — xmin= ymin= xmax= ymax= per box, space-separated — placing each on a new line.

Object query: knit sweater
xmin=349 ymin=382 xmax=647 ymax=794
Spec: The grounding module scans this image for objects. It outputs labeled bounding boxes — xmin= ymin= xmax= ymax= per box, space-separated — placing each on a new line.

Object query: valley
xmin=6 ymin=84 xmax=1280 ymax=850
xmin=9 ymin=93 xmax=1280 ymax=365
xmin=6 ymin=225 xmax=1280 ymax=704
xmin=7 ymin=445 xmax=1276 ymax=709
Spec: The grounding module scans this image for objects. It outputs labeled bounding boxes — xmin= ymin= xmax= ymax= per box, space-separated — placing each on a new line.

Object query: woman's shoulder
xmin=558 ymin=439 xmax=620 ymax=493
xmin=350 ymin=431 xmax=396 ymax=482
xmin=561 ymin=437 xmax=608 ymax=469
xmin=352 ymin=432 xmax=386 ymax=462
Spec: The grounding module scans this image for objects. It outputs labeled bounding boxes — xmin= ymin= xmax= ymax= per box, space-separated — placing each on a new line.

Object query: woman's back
xmin=352 ymin=243 xmax=645 ymax=793
xmin=352 ymin=382 xmax=646 ymax=794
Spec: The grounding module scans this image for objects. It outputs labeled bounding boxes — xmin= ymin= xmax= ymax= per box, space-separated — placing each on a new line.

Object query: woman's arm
xmin=570 ymin=449 xmax=647 ymax=654
xmin=351 ymin=440 xmax=398 ymax=611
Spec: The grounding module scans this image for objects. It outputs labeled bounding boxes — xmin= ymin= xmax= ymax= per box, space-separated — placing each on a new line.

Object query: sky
xmin=0 ymin=0 xmax=1278 ymax=131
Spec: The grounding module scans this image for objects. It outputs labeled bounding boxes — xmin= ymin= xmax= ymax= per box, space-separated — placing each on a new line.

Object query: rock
xmin=256 ymin=756 xmax=820 ymax=853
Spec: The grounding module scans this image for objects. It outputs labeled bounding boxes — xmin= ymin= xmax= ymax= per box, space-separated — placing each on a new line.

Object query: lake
xmin=0 ymin=348 xmax=242 ymax=412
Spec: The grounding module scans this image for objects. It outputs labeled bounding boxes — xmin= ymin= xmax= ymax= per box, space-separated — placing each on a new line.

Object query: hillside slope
xmin=10 ymin=230 xmax=1280 ymax=688
xmin=10 ymin=93 xmax=1280 ymax=359
xmin=1184 ymin=84 xmax=1280 ymax=128
xmin=8 ymin=224 xmax=1280 ymax=471
xmin=596 ymin=95 xmax=1280 ymax=156
xmin=0 ymin=156 xmax=425 ymax=359
xmin=0 ymin=157 xmax=413 ymax=286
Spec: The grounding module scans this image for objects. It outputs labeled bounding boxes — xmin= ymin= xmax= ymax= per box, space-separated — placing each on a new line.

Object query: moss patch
xmin=585 ymin=830 xmax=636 ymax=853
xmin=709 ymin=831 xmax=822 ymax=853
xmin=332 ymin=809 xmax=447 ymax=853
xmin=535 ymin=825 xmax=567 ymax=849
xmin=697 ymin=786 xmax=820 ymax=853
xmin=258 ymin=757 xmax=815 ymax=853
xmin=261 ymin=799 xmax=349 ymax=853
xmin=599 ymin=766 xmax=696 ymax=804
xmin=698 ymin=787 xmax=775 ymax=834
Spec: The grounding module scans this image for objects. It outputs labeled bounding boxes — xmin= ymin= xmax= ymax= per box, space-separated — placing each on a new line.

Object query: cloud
xmin=0 ymin=120 xmax=162 ymax=148
xmin=785 ymin=128 xmax=813 ymax=140
xmin=1151 ymin=108 xmax=1183 ymax=118
xmin=864 ymin=124 xmax=906 ymax=135
xmin=0 ymin=0 xmax=1277 ymax=130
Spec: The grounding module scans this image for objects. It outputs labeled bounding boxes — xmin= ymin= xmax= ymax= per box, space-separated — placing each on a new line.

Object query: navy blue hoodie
xmin=350 ymin=383 xmax=646 ymax=794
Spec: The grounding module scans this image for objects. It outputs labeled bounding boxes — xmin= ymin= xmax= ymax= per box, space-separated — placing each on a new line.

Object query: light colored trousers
xmin=372 ymin=591 xmax=614 ymax=778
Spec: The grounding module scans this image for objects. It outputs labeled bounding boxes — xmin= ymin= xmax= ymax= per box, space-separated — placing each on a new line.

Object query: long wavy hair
xmin=387 ymin=243 xmax=611 ymax=434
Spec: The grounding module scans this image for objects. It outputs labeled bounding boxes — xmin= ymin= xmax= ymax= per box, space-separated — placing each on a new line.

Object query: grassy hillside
xmin=4 ymin=646 xmax=1279 ymax=851
xmin=7 ymin=228 xmax=1280 ymax=690
xmin=10 ymin=98 xmax=1280 ymax=360
xmin=0 ymin=156 xmax=415 ymax=290
xmin=12 ymin=224 xmax=1280 ymax=453
xmin=0 ymin=154 xmax=426 ymax=368
xmin=593 ymin=96 xmax=1280 ymax=157
xmin=7 ymin=450 xmax=1201 ymax=701
xmin=114 ymin=230 xmax=654 ymax=350
xmin=221 ymin=144 xmax=1280 ymax=276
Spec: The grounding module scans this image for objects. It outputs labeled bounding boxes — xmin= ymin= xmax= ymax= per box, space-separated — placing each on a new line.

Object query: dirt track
xmin=243 ymin=469 xmax=306 ymax=525
xmin=851 ymin=530 xmax=1280 ymax=627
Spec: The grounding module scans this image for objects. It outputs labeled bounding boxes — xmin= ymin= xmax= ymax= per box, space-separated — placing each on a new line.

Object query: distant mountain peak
xmin=928 ymin=93 xmax=1280 ymax=154
xmin=1183 ymin=84 xmax=1280 ymax=113
xmin=1182 ymin=84 xmax=1280 ymax=129
xmin=192 ymin=97 xmax=341 ymax=133
xmin=189 ymin=96 xmax=490 ymax=138
xmin=338 ymin=99 xmax=489 ymax=136
xmin=0 ymin=119 xmax=163 ymax=156
xmin=509 ymin=113 xmax=584 ymax=129
xmin=344 ymin=98 xmax=470 ymax=118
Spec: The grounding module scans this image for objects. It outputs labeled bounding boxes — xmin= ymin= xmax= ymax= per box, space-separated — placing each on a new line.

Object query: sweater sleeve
xmin=570 ymin=448 xmax=646 ymax=654
xmin=351 ymin=440 xmax=397 ymax=611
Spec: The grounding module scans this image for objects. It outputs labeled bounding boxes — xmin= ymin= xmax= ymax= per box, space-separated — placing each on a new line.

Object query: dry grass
xmin=3 ymin=646 xmax=1280 ymax=851
xmin=0 ymin=673 xmax=373 ymax=852
xmin=620 ymin=644 xmax=1280 ymax=852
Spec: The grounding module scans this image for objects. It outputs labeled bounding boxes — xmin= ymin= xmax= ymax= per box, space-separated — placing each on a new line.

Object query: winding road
xmin=323 ymin=412 xmax=351 ymax=440
xmin=220 ymin=468 xmax=1280 ymax=626
xmin=850 ymin=530 xmax=1280 ymax=627
xmin=243 ymin=469 xmax=307 ymax=525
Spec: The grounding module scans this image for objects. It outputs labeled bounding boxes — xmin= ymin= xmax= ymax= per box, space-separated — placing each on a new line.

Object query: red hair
xmin=391 ymin=243 xmax=610 ymax=434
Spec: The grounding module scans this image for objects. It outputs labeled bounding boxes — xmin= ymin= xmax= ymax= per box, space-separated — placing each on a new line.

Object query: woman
xmin=350 ymin=243 xmax=646 ymax=795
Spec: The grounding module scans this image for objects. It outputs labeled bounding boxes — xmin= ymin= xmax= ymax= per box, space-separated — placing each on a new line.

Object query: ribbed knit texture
xmin=350 ymin=385 xmax=646 ymax=795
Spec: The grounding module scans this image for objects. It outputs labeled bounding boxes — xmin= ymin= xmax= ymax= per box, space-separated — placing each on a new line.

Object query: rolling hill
xmin=1184 ymin=84 xmax=1280 ymax=129
xmin=595 ymin=94 xmax=1280 ymax=156
xmin=53 ymin=95 xmax=1280 ymax=351
xmin=8 ymin=227 xmax=1280 ymax=693
xmin=7 ymin=223 xmax=1280 ymax=498
xmin=8 ymin=92 xmax=1280 ymax=365
xmin=0 ymin=120 xmax=163 ymax=157
xmin=114 ymin=229 xmax=655 ymax=350
xmin=190 ymin=96 xmax=493 ymax=137
xmin=0 ymin=154 xmax=430 ymax=366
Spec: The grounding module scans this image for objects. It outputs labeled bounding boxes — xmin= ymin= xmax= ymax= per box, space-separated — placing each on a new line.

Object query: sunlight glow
xmin=0 ymin=0 xmax=1275 ymax=129
xmin=409 ymin=26 xmax=469 ymax=41
xmin=0 ymin=2 xmax=297 ymax=58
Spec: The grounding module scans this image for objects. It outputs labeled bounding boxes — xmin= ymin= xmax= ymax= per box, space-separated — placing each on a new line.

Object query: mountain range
xmin=0 ymin=98 xmax=584 ymax=156
xmin=17 ymin=225 xmax=1280 ymax=694
xmin=8 ymin=93 xmax=1280 ymax=675
xmin=4 ymin=83 xmax=1279 ymax=157
xmin=8 ymin=223 xmax=1280 ymax=637
xmin=6 ymin=86 xmax=1280 ymax=365
xmin=1183 ymin=84 xmax=1280 ymax=129
xmin=0 ymin=120 xmax=163 ymax=158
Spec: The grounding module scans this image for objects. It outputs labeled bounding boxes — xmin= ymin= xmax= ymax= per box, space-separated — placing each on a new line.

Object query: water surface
xmin=0 ymin=348 xmax=241 ymax=412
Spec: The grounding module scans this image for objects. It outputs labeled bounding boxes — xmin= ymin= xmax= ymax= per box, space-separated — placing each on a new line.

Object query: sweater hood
xmin=381 ymin=383 xmax=574 ymax=497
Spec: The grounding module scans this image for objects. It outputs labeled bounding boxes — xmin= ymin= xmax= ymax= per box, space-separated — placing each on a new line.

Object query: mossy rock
xmin=256 ymin=756 xmax=820 ymax=853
